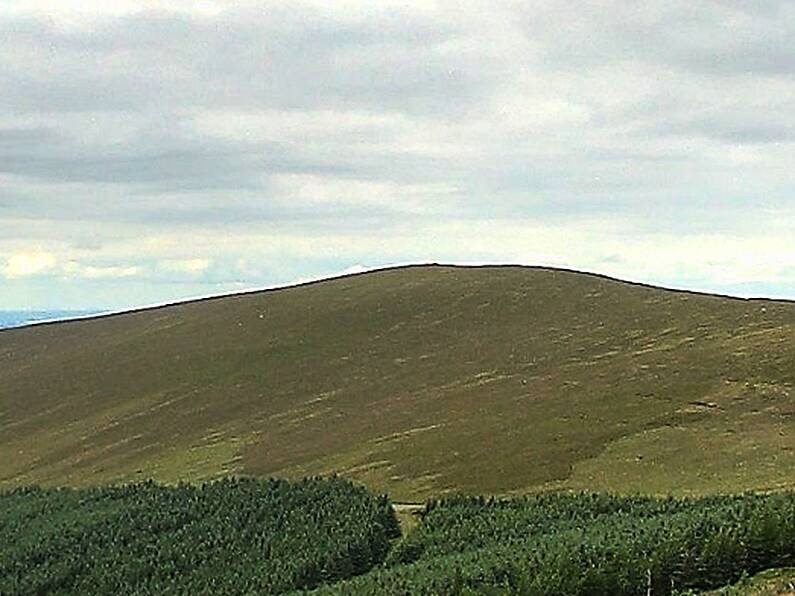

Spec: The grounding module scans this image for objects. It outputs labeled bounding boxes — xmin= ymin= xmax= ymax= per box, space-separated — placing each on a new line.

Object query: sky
xmin=1 ymin=0 xmax=794 ymax=310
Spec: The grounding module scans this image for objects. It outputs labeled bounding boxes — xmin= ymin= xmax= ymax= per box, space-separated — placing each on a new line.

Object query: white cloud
xmin=63 ymin=262 xmax=142 ymax=279
xmin=0 ymin=0 xmax=226 ymax=21
xmin=1 ymin=250 xmax=57 ymax=278
xmin=270 ymin=174 xmax=460 ymax=213
xmin=159 ymin=258 xmax=211 ymax=274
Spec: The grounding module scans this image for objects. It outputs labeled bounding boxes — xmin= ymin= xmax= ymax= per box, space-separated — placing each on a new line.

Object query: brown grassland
xmin=2 ymin=265 xmax=794 ymax=502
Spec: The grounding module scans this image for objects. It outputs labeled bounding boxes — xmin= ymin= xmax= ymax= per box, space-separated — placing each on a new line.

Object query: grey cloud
xmin=0 ymin=5 xmax=498 ymax=200
xmin=125 ymin=204 xmax=404 ymax=230
xmin=0 ymin=118 xmax=353 ymax=190
xmin=1 ymin=9 xmax=491 ymax=116
xmin=664 ymin=116 xmax=795 ymax=144
xmin=0 ymin=126 xmax=59 ymax=144
xmin=615 ymin=91 xmax=795 ymax=145
xmin=523 ymin=0 xmax=795 ymax=78
xmin=0 ymin=142 xmax=333 ymax=187
xmin=2 ymin=1 xmax=795 ymax=309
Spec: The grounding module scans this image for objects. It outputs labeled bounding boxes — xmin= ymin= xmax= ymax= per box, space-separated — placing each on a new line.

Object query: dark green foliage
xmin=0 ymin=477 xmax=400 ymax=595
xmin=6 ymin=480 xmax=795 ymax=596
xmin=312 ymin=492 xmax=795 ymax=595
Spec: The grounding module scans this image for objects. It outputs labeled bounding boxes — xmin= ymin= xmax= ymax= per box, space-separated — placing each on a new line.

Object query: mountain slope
xmin=2 ymin=265 xmax=794 ymax=500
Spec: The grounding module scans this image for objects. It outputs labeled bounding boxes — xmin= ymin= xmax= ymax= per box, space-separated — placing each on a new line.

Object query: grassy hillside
xmin=703 ymin=568 xmax=795 ymax=595
xmin=2 ymin=265 xmax=794 ymax=500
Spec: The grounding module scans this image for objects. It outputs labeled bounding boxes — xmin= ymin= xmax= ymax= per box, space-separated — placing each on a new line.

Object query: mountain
xmin=0 ymin=310 xmax=99 ymax=330
xmin=1 ymin=265 xmax=794 ymax=501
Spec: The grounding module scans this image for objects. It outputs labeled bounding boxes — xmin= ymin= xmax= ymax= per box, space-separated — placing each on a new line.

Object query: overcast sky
xmin=1 ymin=0 xmax=794 ymax=310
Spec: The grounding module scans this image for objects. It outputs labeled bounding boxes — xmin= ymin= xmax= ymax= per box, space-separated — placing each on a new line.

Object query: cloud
xmin=522 ymin=1 xmax=795 ymax=77
xmin=1 ymin=1 xmax=794 ymax=308
xmin=0 ymin=6 xmax=484 ymax=116
xmin=159 ymin=258 xmax=211 ymax=274
xmin=63 ymin=262 xmax=142 ymax=279
xmin=1 ymin=250 xmax=57 ymax=278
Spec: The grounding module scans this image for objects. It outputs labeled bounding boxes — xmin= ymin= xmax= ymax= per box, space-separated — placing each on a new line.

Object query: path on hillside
xmin=392 ymin=503 xmax=425 ymax=514
xmin=392 ymin=503 xmax=426 ymax=535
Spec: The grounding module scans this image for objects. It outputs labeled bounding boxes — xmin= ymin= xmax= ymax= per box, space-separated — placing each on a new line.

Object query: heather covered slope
xmin=1 ymin=265 xmax=794 ymax=500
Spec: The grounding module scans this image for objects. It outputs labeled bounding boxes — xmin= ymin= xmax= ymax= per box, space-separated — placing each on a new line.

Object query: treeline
xmin=313 ymin=491 xmax=795 ymax=595
xmin=0 ymin=477 xmax=400 ymax=595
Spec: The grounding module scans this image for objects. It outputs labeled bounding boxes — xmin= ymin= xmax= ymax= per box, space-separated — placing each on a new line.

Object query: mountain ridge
xmin=3 ymin=263 xmax=790 ymax=336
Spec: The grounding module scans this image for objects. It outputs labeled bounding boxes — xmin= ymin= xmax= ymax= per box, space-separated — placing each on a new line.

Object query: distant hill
xmin=0 ymin=310 xmax=99 ymax=330
xmin=1 ymin=265 xmax=794 ymax=500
